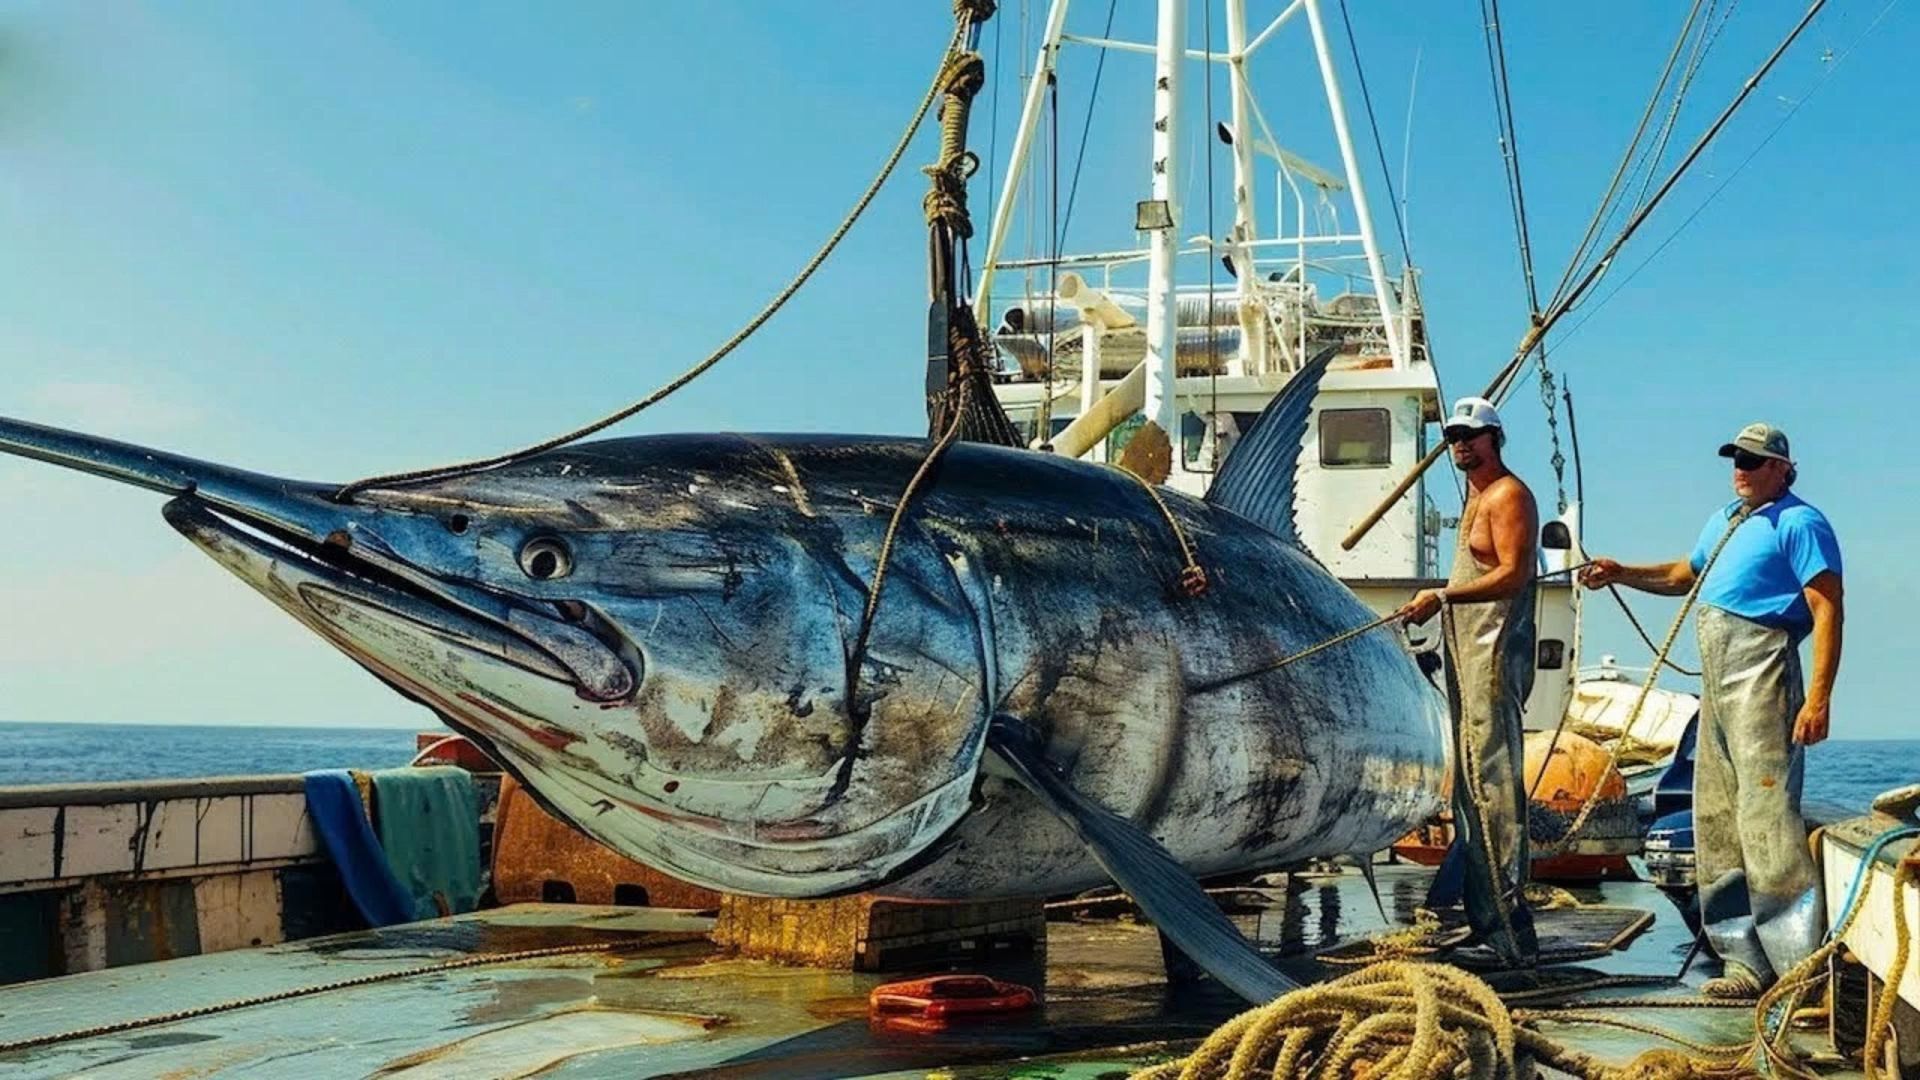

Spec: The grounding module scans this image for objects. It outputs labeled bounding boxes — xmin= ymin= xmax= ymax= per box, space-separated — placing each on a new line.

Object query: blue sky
xmin=1 ymin=1 xmax=1912 ymax=737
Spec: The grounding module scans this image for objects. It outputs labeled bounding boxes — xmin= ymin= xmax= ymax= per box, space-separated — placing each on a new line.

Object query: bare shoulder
xmin=1482 ymin=473 xmax=1538 ymax=521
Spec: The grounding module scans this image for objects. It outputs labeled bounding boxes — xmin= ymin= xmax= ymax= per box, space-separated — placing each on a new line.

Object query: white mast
xmin=972 ymin=0 xmax=1073 ymax=327
xmin=1302 ymin=0 xmax=1406 ymax=370
xmin=1224 ymin=0 xmax=1265 ymax=377
xmin=1143 ymin=0 xmax=1186 ymax=473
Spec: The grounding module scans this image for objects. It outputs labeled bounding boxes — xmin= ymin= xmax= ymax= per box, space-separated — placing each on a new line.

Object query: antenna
xmin=1400 ymin=47 xmax=1421 ymax=246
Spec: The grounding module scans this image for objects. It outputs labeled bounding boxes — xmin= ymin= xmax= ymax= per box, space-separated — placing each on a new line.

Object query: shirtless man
xmin=1395 ymin=396 xmax=1540 ymax=967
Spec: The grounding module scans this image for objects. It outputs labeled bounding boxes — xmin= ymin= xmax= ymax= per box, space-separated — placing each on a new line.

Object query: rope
xmin=332 ymin=22 xmax=970 ymax=500
xmin=1743 ymin=827 xmax=1914 ymax=1079
xmin=1608 ymin=585 xmax=1703 ymax=678
xmin=1543 ymin=504 xmax=1756 ymax=853
xmin=1320 ymin=909 xmax=1451 ymax=967
xmin=0 ymin=942 xmax=619 ymax=1055
xmin=1104 ymin=463 xmax=1209 ymax=598
xmin=1056 ymin=0 xmax=1118 ymax=251
xmin=1128 ymin=959 xmax=1754 ymax=1080
xmin=1547 ymin=0 xmax=1708 ymax=310
xmin=1547 ymin=0 xmax=1897 ymax=355
xmin=1864 ymin=858 xmax=1916 ymax=1078
xmin=1479 ymin=0 xmax=1543 ymax=326
xmin=1189 ymin=612 xmax=1398 ymax=695
xmin=923 ymin=52 xmax=990 ymax=236
xmin=842 ymin=378 xmax=975 ymax=714
xmin=1194 ymin=563 xmax=1595 ymax=699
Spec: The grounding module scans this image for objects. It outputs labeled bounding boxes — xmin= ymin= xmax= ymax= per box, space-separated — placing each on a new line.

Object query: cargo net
xmin=1528 ymin=795 xmax=1640 ymax=848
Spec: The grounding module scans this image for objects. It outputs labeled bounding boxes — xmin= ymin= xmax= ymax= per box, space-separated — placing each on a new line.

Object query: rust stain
xmin=492 ymin=777 xmax=721 ymax=908
xmin=1760 ymin=775 xmax=1777 ymax=788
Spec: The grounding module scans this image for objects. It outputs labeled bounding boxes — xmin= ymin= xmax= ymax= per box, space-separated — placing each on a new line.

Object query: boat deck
xmin=0 ymin=865 xmax=1865 ymax=1078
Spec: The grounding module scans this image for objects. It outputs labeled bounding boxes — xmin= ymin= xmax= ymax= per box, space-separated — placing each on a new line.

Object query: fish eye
xmin=447 ymin=514 xmax=470 ymax=534
xmin=518 ymin=537 xmax=573 ymax=580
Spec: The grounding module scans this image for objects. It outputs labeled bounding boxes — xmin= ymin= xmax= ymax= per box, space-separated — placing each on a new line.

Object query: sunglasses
xmin=1445 ymin=427 xmax=1488 ymax=445
xmin=1731 ymin=450 xmax=1773 ymax=471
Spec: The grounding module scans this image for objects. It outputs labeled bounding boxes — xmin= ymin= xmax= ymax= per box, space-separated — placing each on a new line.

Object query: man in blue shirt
xmin=1582 ymin=423 xmax=1843 ymax=999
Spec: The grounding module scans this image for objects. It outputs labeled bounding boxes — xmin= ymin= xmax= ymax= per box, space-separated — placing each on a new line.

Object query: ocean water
xmin=0 ymin=722 xmax=1913 ymax=812
xmin=0 ymin=722 xmax=420 ymax=786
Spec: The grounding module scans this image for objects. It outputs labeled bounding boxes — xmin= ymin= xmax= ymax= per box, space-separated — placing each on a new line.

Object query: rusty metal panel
xmin=138 ymin=799 xmax=200 ymax=872
xmin=193 ymin=871 xmax=284 ymax=954
xmin=249 ymin=792 xmax=318 ymax=861
xmin=491 ymin=776 xmax=720 ymax=910
xmin=103 ymin=880 xmax=201 ymax=967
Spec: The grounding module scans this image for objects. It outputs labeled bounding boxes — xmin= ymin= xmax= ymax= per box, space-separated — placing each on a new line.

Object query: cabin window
xmin=1538 ymin=639 xmax=1566 ymax=670
xmin=1318 ymin=408 xmax=1392 ymax=468
xmin=1009 ymin=410 xmax=1073 ymax=448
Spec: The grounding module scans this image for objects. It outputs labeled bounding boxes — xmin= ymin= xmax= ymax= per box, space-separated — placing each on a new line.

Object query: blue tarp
xmin=303 ymin=770 xmax=416 ymax=927
xmin=303 ymin=767 xmax=481 ymax=926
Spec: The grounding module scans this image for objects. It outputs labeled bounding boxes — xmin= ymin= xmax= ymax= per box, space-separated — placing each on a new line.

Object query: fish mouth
xmin=159 ymin=496 xmax=634 ymax=705
xmin=0 ymin=412 xmax=630 ymax=702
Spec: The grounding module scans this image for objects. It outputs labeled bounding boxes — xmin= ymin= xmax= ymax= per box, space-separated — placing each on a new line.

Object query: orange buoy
xmin=1523 ymin=730 xmax=1627 ymax=810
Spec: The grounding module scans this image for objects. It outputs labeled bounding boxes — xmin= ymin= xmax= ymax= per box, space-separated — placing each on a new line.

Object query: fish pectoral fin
xmin=984 ymin=715 xmax=1300 ymax=1003
xmin=1358 ymin=857 xmax=1389 ymax=923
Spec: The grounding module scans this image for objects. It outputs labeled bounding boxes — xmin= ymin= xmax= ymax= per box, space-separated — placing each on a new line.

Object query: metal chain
xmin=1536 ymin=342 xmax=1569 ymax=516
xmin=0 ymin=942 xmax=621 ymax=1055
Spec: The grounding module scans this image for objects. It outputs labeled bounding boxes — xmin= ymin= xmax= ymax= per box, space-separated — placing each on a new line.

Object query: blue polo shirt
xmin=1689 ymin=492 xmax=1841 ymax=639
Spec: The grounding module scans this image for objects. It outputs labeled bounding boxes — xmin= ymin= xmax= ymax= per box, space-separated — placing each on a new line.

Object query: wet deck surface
xmin=0 ymin=865 xmax=1865 ymax=1078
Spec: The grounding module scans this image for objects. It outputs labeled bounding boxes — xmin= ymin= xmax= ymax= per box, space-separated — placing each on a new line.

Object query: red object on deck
xmin=868 ymin=975 xmax=1037 ymax=1032
xmin=412 ymin=732 xmax=498 ymax=772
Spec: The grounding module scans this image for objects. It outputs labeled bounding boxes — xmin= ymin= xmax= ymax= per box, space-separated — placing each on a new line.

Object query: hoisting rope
xmin=0 ymin=942 xmax=624 ymax=1056
xmin=1608 ymin=584 xmax=1704 ymax=679
xmin=1341 ymin=0 xmax=1829 ymax=553
xmin=1189 ymin=612 xmax=1399 ymax=695
xmin=841 ymin=0 xmax=1203 ymax=721
xmin=332 ymin=21 xmax=971 ymax=500
xmin=1546 ymin=0 xmax=1710 ymax=311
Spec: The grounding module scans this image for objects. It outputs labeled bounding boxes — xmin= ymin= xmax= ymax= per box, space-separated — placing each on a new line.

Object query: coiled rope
xmin=1125 ymin=959 xmax=1752 ymax=1080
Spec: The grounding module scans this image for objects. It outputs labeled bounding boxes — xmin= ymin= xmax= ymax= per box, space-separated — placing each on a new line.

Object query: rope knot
xmin=953 ymin=0 xmax=997 ymax=25
xmin=921 ymin=172 xmax=973 ymax=236
xmin=939 ymin=53 xmax=987 ymax=99
xmin=1178 ymin=564 xmax=1209 ymax=597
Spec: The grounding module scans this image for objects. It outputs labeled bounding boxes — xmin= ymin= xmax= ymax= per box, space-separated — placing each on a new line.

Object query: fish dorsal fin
xmin=1203 ymin=346 xmax=1337 ymax=543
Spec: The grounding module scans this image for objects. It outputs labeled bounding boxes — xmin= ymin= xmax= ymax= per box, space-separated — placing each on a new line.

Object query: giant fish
xmin=0 ymin=356 xmax=1447 ymax=999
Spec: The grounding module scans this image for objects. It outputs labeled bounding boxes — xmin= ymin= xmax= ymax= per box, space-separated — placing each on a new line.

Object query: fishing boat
xmin=0 ymin=1 xmax=1910 ymax=1077
xmin=970 ymin=0 xmax=1643 ymax=875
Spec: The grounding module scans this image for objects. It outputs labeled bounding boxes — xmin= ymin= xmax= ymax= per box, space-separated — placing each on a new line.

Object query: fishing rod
xmin=1340 ymin=0 xmax=1830 ymax=551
